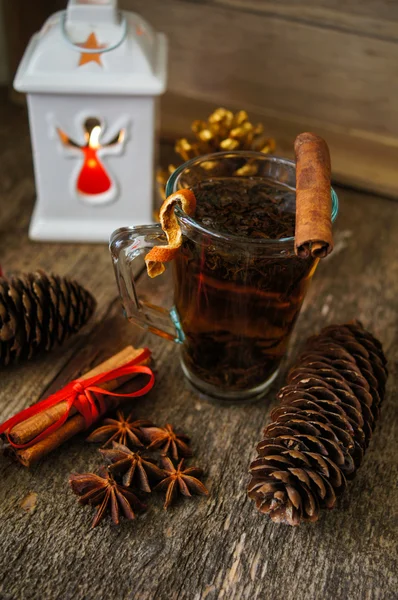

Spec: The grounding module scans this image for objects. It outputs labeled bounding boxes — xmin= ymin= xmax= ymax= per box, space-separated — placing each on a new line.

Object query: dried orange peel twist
xmin=145 ymin=189 xmax=197 ymax=278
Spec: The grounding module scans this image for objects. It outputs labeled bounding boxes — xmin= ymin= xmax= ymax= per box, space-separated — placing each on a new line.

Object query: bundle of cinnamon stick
xmin=1 ymin=346 xmax=151 ymax=467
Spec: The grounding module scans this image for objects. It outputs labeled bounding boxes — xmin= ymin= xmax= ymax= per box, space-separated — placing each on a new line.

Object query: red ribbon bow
xmin=0 ymin=348 xmax=154 ymax=449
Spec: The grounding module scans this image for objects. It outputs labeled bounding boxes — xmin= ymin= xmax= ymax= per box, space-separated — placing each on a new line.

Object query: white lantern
xmin=14 ymin=0 xmax=167 ymax=242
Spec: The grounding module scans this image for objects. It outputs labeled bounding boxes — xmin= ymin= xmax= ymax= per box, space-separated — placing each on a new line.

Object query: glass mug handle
xmin=110 ymin=224 xmax=184 ymax=343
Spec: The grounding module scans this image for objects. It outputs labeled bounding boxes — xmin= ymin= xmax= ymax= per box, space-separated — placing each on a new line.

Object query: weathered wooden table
xmin=0 ymin=93 xmax=397 ymax=600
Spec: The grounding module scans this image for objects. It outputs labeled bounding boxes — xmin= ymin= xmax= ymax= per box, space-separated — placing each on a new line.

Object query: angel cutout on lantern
xmin=56 ymin=117 xmax=126 ymax=204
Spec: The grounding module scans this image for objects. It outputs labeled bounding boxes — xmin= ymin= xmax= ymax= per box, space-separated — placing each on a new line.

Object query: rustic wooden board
xmin=0 ymin=92 xmax=397 ymax=600
xmin=119 ymin=0 xmax=398 ymax=198
xmin=6 ymin=0 xmax=398 ymax=195
xmin=160 ymin=92 xmax=398 ymax=200
xmin=2 ymin=0 xmax=66 ymax=79
xmin=121 ymin=0 xmax=398 ymax=138
xmin=211 ymin=0 xmax=398 ymax=40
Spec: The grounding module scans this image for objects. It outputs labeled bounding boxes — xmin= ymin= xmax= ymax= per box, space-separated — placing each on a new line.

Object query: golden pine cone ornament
xmin=157 ymin=108 xmax=276 ymax=201
xmin=0 ymin=270 xmax=96 ymax=366
xmin=247 ymin=321 xmax=388 ymax=526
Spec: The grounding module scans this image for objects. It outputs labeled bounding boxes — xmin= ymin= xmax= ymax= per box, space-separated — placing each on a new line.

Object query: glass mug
xmin=110 ymin=152 xmax=338 ymax=402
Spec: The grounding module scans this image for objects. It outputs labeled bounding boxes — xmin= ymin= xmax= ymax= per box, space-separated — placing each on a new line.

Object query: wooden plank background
xmin=3 ymin=0 xmax=398 ymax=196
xmin=211 ymin=1 xmax=398 ymax=39
xmin=119 ymin=0 xmax=398 ymax=198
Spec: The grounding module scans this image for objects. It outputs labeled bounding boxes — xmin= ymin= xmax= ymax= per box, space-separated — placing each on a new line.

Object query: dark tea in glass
xmin=110 ymin=152 xmax=338 ymax=401
xmin=174 ymin=176 xmax=318 ymax=396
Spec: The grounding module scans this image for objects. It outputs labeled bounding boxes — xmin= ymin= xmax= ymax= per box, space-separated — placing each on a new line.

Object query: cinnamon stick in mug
xmin=294 ymin=132 xmax=333 ymax=258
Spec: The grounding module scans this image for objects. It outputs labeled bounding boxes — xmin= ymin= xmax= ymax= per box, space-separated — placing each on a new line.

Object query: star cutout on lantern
xmin=77 ymin=32 xmax=107 ymax=67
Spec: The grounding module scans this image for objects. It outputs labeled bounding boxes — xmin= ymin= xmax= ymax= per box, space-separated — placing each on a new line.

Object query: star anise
xmin=100 ymin=442 xmax=166 ymax=492
xmin=154 ymin=457 xmax=209 ymax=509
xmin=86 ymin=410 xmax=152 ymax=448
xmin=142 ymin=423 xmax=192 ymax=460
xmin=69 ymin=468 xmax=146 ymax=528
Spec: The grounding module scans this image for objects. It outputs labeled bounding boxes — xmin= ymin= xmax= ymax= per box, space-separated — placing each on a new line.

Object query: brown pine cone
xmin=248 ymin=321 xmax=388 ymax=526
xmin=0 ymin=270 xmax=96 ymax=366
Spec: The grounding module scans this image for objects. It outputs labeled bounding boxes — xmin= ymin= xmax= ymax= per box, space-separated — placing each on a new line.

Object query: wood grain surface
xmin=160 ymin=92 xmax=398 ymax=200
xmin=210 ymin=0 xmax=398 ymax=40
xmin=120 ymin=0 xmax=398 ymax=198
xmin=123 ymin=0 xmax=398 ymax=137
xmin=0 ymin=93 xmax=397 ymax=600
xmin=5 ymin=0 xmax=398 ymax=196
